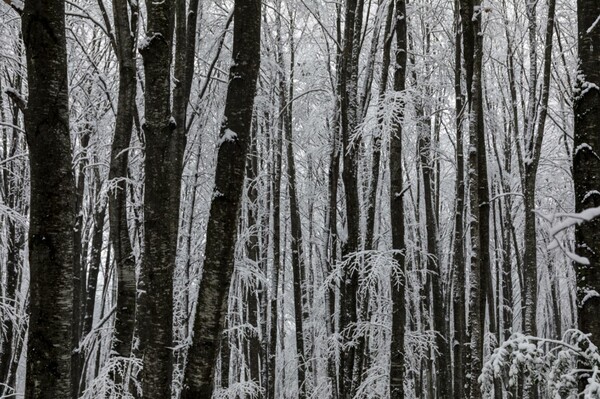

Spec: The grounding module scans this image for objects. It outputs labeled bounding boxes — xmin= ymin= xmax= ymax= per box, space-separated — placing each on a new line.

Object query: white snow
xmin=138 ymin=33 xmax=163 ymax=51
xmin=575 ymin=143 xmax=594 ymax=155
xmin=549 ymin=207 xmax=600 ymax=236
xmin=566 ymin=250 xmax=590 ymax=265
xmin=583 ymin=190 xmax=600 ymax=202
xmin=218 ymin=128 xmax=238 ymax=145
xmin=587 ymin=15 xmax=600 ymax=34
xmin=582 ymin=289 xmax=600 ymax=306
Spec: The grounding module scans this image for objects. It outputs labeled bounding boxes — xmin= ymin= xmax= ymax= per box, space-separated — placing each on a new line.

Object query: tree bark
xmin=136 ymin=0 xmax=177 ymax=396
xmin=452 ymin=1 xmax=467 ymax=396
xmin=574 ymin=0 xmax=600 ymax=362
xmin=339 ymin=0 xmax=364 ymax=396
xmin=181 ymin=0 xmax=262 ymax=395
xmin=22 ymin=0 xmax=76 ymax=397
xmin=109 ymin=0 xmax=138 ymax=375
xmin=463 ymin=0 xmax=485 ymax=397
xmin=389 ymin=1 xmax=407 ymax=397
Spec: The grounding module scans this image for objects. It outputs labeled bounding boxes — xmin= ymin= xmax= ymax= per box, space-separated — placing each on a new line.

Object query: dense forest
xmin=0 ymin=0 xmax=599 ymax=398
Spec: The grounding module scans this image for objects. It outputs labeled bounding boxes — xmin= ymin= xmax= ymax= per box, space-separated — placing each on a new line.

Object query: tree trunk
xmin=389 ymin=1 xmax=407 ymax=397
xmin=339 ymin=0 xmax=364 ymax=396
xmin=22 ymin=0 xmax=76 ymax=397
xmin=452 ymin=1 xmax=467 ymax=396
xmin=574 ymin=0 xmax=600 ymax=362
xmin=109 ymin=0 xmax=138 ymax=377
xmin=136 ymin=0 xmax=177 ymax=396
xmin=181 ymin=0 xmax=262 ymax=395
xmin=463 ymin=0 xmax=485 ymax=396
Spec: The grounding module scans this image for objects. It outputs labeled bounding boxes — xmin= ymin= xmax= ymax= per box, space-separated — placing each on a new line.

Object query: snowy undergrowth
xmin=82 ymin=355 xmax=142 ymax=399
xmin=481 ymin=330 xmax=600 ymax=398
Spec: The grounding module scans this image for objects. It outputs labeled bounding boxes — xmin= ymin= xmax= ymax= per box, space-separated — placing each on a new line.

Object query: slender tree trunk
xmin=109 ymin=0 xmax=138 ymax=378
xmin=181 ymin=0 xmax=261 ymax=395
xmin=452 ymin=1 xmax=467 ymax=396
xmin=389 ymin=1 xmax=407 ymax=397
xmin=22 ymin=0 xmax=76 ymax=397
xmin=339 ymin=0 xmax=364 ymax=396
xmin=463 ymin=0 xmax=485 ymax=396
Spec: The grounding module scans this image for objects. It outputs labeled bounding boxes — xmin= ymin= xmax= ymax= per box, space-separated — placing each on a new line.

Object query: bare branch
xmin=5 ymin=87 xmax=26 ymax=112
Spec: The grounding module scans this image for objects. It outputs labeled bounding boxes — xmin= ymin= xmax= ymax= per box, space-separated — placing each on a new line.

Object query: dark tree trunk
xmin=136 ymin=0 xmax=178 ymax=396
xmin=574 ymin=0 xmax=600 ymax=361
xmin=181 ymin=0 xmax=262 ymax=395
xmin=109 ymin=0 xmax=138 ymax=376
xmin=462 ymin=0 xmax=485 ymax=396
xmin=22 ymin=0 xmax=76 ymax=397
xmin=389 ymin=1 xmax=407 ymax=398
xmin=452 ymin=1 xmax=467 ymax=396
xmin=339 ymin=0 xmax=364 ymax=396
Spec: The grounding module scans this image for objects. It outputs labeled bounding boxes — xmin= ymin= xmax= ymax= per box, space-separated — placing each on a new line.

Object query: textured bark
xmin=181 ymin=0 xmax=261 ymax=395
xmin=451 ymin=2 xmax=467 ymax=396
xmin=173 ymin=0 xmax=200 ymax=152
xmin=389 ymin=1 xmax=407 ymax=398
xmin=462 ymin=0 xmax=484 ymax=396
xmin=339 ymin=0 xmax=364 ymax=396
xmin=137 ymin=0 xmax=177 ymax=396
xmin=22 ymin=0 xmax=76 ymax=397
xmin=109 ymin=0 xmax=138 ymax=374
xmin=574 ymin=0 xmax=600 ymax=357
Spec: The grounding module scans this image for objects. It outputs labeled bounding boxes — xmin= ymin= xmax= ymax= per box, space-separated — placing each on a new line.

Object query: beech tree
xmin=574 ymin=0 xmax=600 ymax=352
xmin=21 ymin=0 xmax=77 ymax=397
xmin=389 ymin=0 xmax=407 ymax=397
xmin=181 ymin=0 xmax=262 ymax=395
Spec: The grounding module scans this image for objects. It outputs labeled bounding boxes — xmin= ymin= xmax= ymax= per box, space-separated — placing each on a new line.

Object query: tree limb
xmin=5 ymin=88 xmax=26 ymax=113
